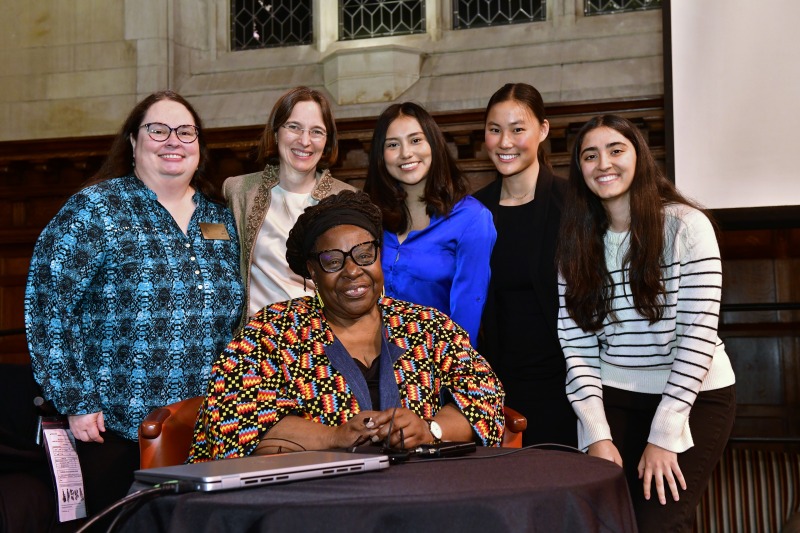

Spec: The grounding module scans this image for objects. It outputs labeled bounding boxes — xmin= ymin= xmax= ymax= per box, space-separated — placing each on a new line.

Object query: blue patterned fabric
xmin=381 ymin=196 xmax=496 ymax=340
xmin=25 ymin=175 xmax=244 ymax=441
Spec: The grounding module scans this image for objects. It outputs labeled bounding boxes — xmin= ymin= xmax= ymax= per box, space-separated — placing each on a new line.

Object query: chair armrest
xmin=139 ymin=407 xmax=171 ymax=439
xmin=504 ymin=406 xmax=528 ymax=433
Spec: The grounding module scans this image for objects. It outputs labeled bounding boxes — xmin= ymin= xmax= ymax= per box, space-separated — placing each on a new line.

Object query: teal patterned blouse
xmin=25 ymin=175 xmax=244 ymax=440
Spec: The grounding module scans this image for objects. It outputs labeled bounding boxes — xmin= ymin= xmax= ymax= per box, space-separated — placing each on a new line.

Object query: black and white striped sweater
xmin=558 ymin=204 xmax=736 ymax=453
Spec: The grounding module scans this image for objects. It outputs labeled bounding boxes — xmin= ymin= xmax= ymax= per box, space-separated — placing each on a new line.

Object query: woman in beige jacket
xmin=224 ymin=86 xmax=354 ymax=322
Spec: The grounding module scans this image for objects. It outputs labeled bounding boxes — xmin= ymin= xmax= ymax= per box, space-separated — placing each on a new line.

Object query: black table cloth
xmin=120 ymin=447 xmax=637 ymax=532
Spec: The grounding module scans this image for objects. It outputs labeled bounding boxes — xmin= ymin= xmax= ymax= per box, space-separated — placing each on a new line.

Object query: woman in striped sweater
xmin=556 ymin=115 xmax=736 ymax=532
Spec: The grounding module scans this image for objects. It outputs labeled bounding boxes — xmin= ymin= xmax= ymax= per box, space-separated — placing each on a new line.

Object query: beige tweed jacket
xmin=222 ymin=164 xmax=355 ymax=325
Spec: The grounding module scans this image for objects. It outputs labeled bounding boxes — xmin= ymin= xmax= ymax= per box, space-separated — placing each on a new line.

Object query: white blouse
xmin=248 ymin=185 xmax=315 ymax=316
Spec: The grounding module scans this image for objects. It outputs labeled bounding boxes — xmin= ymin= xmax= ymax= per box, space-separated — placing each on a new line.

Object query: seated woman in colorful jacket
xmin=189 ymin=190 xmax=505 ymax=461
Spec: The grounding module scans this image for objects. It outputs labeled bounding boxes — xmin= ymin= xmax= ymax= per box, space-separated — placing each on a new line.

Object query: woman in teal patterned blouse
xmin=24 ymin=91 xmax=243 ymax=516
xmin=190 ymin=190 xmax=504 ymax=461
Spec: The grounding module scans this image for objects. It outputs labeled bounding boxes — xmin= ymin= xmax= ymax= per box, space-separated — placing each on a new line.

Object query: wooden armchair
xmin=138 ymin=397 xmax=527 ymax=469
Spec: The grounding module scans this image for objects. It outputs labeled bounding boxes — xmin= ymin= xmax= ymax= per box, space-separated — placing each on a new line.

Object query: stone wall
xmin=0 ymin=0 xmax=663 ymax=141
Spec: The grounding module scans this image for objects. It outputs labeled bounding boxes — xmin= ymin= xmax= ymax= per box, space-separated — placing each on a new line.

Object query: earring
xmin=315 ymin=285 xmax=324 ymax=308
xmin=380 ymin=286 xmax=385 ymax=299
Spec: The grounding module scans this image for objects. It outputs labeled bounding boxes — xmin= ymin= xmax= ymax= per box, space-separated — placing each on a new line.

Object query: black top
xmin=490 ymin=197 xmax=561 ymax=368
xmin=354 ymin=358 xmax=381 ymax=410
xmin=473 ymin=168 xmax=577 ymax=448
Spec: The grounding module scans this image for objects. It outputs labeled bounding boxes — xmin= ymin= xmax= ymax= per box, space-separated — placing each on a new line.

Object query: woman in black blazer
xmin=473 ymin=83 xmax=577 ymax=448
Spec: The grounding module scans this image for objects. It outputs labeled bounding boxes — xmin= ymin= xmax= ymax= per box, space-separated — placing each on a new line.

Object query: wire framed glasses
xmin=281 ymin=123 xmax=327 ymax=141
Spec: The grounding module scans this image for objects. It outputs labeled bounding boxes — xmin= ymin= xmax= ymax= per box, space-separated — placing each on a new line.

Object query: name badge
xmin=199 ymin=223 xmax=231 ymax=240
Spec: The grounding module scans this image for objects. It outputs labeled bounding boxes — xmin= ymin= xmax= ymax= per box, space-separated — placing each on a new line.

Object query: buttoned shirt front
xmin=25 ymin=175 xmax=244 ymax=440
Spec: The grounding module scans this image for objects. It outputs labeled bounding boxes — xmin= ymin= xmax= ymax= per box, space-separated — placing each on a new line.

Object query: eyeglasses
xmin=281 ymin=123 xmax=327 ymax=141
xmin=140 ymin=123 xmax=199 ymax=143
xmin=310 ymin=240 xmax=379 ymax=273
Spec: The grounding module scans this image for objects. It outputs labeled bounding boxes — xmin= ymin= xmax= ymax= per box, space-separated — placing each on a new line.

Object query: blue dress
xmin=380 ymin=196 xmax=495 ymax=340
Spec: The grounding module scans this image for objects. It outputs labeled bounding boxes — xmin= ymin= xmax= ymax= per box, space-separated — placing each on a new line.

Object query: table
xmin=120 ymin=447 xmax=637 ymax=532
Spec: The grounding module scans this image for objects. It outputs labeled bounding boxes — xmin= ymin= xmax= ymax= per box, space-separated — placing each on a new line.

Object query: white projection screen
xmin=667 ymin=0 xmax=800 ymax=210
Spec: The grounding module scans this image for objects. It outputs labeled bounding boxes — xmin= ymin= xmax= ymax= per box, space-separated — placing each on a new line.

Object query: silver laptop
xmin=134 ymin=450 xmax=390 ymax=492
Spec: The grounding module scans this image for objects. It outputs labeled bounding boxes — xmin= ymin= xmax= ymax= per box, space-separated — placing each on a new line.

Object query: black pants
xmin=604 ymin=385 xmax=736 ymax=533
xmin=75 ymin=430 xmax=140 ymax=517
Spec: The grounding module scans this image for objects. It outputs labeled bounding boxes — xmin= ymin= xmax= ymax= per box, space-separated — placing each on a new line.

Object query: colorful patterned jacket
xmin=189 ymin=296 xmax=505 ymax=461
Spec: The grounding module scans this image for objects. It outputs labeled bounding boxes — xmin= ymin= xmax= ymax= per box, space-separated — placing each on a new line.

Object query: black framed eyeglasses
xmin=140 ymin=122 xmax=199 ymax=143
xmin=310 ymin=240 xmax=379 ymax=273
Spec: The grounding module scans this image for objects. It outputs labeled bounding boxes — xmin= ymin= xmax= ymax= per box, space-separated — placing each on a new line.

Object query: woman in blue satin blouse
xmin=364 ymin=102 xmax=495 ymax=340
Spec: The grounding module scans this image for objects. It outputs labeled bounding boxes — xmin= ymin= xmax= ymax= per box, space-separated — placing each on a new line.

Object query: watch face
xmin=429 ymin=420 xmax=443 ymax=439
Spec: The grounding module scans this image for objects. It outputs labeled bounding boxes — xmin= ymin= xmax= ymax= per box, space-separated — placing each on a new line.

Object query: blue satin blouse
xmin=380 ymin=196 xmax=496 ymax=340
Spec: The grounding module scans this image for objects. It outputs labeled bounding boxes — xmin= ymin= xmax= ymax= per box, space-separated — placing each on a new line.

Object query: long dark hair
xmin=85 ymin=90 xmax=220 ymax=202
xmin=257 ymin=86 xmax=338 ymax=168
xmin=557 ymin=114 xmax=708 ymax=331
xmin=364 ymin=102 xmax=467 ymax=233
xmin=484 ymin=83 xmax=552 ymax=172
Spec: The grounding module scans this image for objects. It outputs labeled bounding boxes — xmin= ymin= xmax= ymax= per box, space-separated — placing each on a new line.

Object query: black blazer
xmin=472 ymin=166 xmax=566 ymax=362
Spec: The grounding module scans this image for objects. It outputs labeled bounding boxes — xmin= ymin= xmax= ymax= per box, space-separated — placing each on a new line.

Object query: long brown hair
xmin=257 ymin=86 xmax=338 ymax=168
xmin=484 ymin=83 xmax=552 ymax=172
xmin=557 ymin=114 xmax=709 ymax=331
xmin=85 ymin=90 xmax=220 ymax=202
xmin=364 ymin=102 xmax=467 ymax=233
